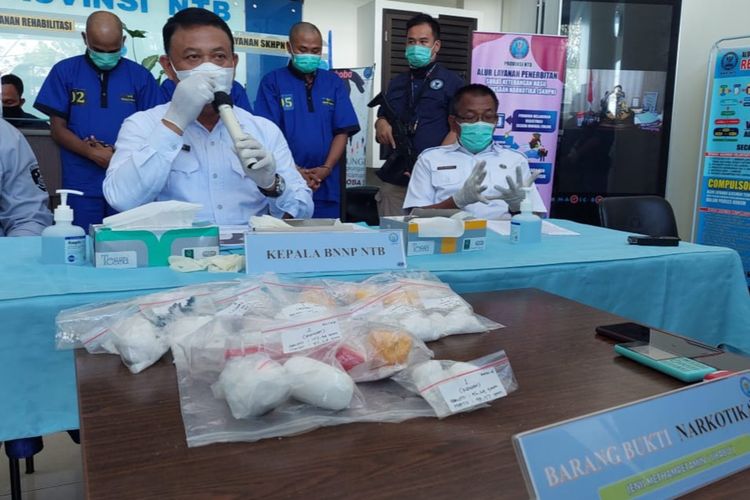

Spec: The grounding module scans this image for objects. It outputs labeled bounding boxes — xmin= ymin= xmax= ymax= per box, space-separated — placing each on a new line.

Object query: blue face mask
xmin=292 ymin=53 xmax=321 ymax=74
xmin=405 ymin=45 xmax=433 ymax=68
xmin=88 ymin=48 xmax=121 ymax=71
xmin=459 ymin=122 xmax=495 ymax=153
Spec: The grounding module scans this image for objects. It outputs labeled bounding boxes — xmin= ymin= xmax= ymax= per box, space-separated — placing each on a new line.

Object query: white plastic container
xmin=510 ymin=187 xmax=542 ymax=244
xmin=41 ymin=189 xmax=86 ymax=265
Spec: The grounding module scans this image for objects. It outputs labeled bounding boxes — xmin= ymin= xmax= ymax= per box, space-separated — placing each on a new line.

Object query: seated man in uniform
xmin=103 ymin=8 xmax=312 ymax=223
xmin=404 ymin=84 xmax=545 ymax=219
xmin=0 ymin=118 xmax=53 ymax=236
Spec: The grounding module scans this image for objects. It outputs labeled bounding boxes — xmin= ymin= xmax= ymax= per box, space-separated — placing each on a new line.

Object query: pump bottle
xmin=41 ymin=189 xmax=87 ymax=265
xmin=510 ymin=187 xmax=542 ymax=244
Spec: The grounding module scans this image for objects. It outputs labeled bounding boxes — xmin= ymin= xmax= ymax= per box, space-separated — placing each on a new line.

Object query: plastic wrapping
xmin=262 ymin=276 xmax=339 ymax=321
xmin=336 ymin=321 xmax=434 ymax=382
xmin=393 ymin=350 xmax=518 ymax=418
xmin=345 ymin=272 xmax=503 ymax=342
xmin=175 ymin=353 xmax=436 ymax=446
xmin=56 ymin=282 xmax=234 ymax=349
xmin=212 ymin=353 xmax=291 ymax=418
xmin=77 ymin=291 xmax=220 ymax=374
xmin=79 ymin=306 xmax=169 ymax=373
xmin=60 ymin=271 xmax=508 ymax=444
xmin=211 ymin=280 xmax=279 ymax=318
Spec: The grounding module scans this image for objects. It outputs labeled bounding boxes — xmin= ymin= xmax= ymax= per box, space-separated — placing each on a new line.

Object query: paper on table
xmin=487 ymin=220 xmax=580 ymax=236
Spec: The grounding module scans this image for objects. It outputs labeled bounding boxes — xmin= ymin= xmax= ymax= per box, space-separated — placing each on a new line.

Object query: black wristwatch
xmin=258 ymin=174 xmax=286 ymax=198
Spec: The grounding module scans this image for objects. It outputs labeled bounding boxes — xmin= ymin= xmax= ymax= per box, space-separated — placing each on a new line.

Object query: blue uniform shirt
xmin=160 ymin=79 xmax=253 ymax=113
xmin=378 ymin=62 xmax=464 ymax=163
xmin=254 ymin=64 xmax=360 ymax=207
xmin=34 ymin=54 xmax=161 ymax=197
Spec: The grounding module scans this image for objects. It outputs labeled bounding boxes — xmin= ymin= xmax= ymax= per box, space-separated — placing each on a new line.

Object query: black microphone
xmin=213 ymin=91 xmax=257 ymax=168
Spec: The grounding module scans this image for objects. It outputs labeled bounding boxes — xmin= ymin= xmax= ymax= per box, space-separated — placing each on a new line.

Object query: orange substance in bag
xmin=369 ymin=329 xmax=412 ymax=365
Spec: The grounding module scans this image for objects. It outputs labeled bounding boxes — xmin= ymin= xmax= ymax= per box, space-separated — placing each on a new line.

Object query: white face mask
xmin=170 ymin=61 xmax=233 ymax=94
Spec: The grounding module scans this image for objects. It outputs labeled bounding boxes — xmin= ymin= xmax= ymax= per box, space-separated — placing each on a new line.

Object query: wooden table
xmin=75 ymin=289 xmax=748 ymax=499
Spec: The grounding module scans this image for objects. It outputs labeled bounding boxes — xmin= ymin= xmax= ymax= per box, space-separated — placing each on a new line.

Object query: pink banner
xmin=471 ymin=32 xmax=567 ymax=211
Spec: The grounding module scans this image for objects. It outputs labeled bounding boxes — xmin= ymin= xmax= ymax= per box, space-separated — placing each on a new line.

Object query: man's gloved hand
xmin=452 ymin=160 xmax=488 ymax=208
xmin=487 ymin=165 xmax=541 ymax=212
xmin=235 ymin=135 xmax=276 ymax=189
xmin=162 ymin=73 xmax=217 ymax=132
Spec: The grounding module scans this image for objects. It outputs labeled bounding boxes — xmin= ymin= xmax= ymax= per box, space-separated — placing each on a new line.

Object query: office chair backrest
xmin=598 ymin=196 xmax=679 ymax=238
xmin=344 ymin=186 xmax=380 ymax=226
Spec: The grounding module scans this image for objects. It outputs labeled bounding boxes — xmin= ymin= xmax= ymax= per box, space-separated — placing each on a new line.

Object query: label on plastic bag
xmin=217 ymin=295 xmax=267 ymax=317
xmin=279 ymin=302 xmax=329 ymax=320
xmin=420 ymin=295 xmax=465 ymax=310
xmin=281 ymin=317 xmax=342 ymax=353
xmin=437 ymin=367 xmax=507 ymax=413
xmin=383 ymin=303 xmax=418 ymax=316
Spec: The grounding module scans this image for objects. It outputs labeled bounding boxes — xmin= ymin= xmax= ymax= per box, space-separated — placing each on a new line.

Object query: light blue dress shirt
xmin=0 ymin=118 xmax=53 ymax=236
xmin=103 ymin=103 xmax=313 ymax=224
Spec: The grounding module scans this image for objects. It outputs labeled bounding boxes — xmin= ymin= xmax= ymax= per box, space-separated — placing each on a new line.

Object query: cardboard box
xmin=91 ymin=224 xmax=220 ymax=268
xmin=379 ymin=215 xmax=487 ymax=256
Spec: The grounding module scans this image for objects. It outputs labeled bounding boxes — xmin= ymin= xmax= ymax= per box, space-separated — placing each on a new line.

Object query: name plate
xmin=513 ymin=372 xmax=750 ymax=499
xmin=244 ymin=230 xmax=406 ymax=274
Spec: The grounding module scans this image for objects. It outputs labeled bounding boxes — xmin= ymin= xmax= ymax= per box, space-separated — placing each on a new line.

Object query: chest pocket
xmin=434 ymin=168 xmax=463 ymax=186
xmin=170 ymin=151 xmax=200 ymax=176
xmin=228 ymin=153 xmax=248 ymax=180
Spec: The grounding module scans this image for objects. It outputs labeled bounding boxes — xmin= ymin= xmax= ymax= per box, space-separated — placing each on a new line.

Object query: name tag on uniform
xmin=181 ymin=144 xmax=191 ymax=152
xmin=437 ymin=165 xmax=457 ymax=170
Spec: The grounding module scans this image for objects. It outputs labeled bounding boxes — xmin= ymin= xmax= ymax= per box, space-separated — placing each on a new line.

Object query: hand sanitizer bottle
xmin=510 ymin=187 xmax=542 ymax=244
xmin=41 ymin=189 xmax=86 ymax=265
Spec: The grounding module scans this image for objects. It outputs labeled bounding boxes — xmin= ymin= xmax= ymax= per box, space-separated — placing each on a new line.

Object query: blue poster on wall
xmin=695 ymin=44 xmax=750 ymax=286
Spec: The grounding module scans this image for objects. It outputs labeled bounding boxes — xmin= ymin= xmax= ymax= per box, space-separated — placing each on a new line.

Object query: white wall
xmin=667 ymin=0 xmax=750 ymax=240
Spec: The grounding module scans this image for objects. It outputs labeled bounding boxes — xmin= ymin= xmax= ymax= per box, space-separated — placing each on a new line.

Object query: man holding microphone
xmin=104 ymin=8 xmax=312 ymax=223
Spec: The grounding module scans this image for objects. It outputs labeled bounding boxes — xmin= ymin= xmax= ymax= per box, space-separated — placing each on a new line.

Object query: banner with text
xmin=695 ymin=44 xmax=750 ymax=286
xmin=514 ymin=372 xmax=750 ymax=499
xmin=471 ymin=33 xmax=567 ymax=212
xmin=333 ymin=66 xmax=374 ymax=187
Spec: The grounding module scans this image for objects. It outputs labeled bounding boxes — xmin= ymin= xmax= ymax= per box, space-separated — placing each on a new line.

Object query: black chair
xmin=344 ymin=186 xmax=380 ymax=226
xmin=598 ymin=195 xmax=679 ymax=238
xmin=4 ymin=436 xmax=43 ymax=500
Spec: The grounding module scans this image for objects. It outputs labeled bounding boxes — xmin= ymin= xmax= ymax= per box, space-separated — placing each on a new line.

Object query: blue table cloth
xmin=1 ymin=220 xmax=748 ymax=441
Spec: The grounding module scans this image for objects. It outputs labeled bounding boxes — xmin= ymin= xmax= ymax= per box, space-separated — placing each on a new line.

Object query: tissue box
xmin=380 ymin=216 xmax=487 ymax=256
xmin=91 ymin=224 xmax=220 ymax=268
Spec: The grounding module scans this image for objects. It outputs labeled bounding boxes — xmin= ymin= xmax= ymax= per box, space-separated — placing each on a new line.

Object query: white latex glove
xmin=205 ymin=254 xmax=245 ymax=273
xmin=235 ymin=135 xmax=276 ymax=189
xmin=452 ymin=160 xmax=488 ymax=208
xmin=162 ymin=73 xmax=217 ymax=132
xmin=168 ymin=256 xmax=208 ymax=273
xmin=487 ymin=165 xmax=542 ymax=212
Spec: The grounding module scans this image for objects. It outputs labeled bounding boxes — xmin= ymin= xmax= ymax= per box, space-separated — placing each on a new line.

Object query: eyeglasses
xmin=454 ymin=113 xmax=498 ymax=124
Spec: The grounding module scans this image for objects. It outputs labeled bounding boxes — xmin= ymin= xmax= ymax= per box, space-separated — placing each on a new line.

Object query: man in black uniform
xmin=1 ymin=74 xmax=49 ymax=130
xmin=374 ymin=13 xmax=463 ymax=216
